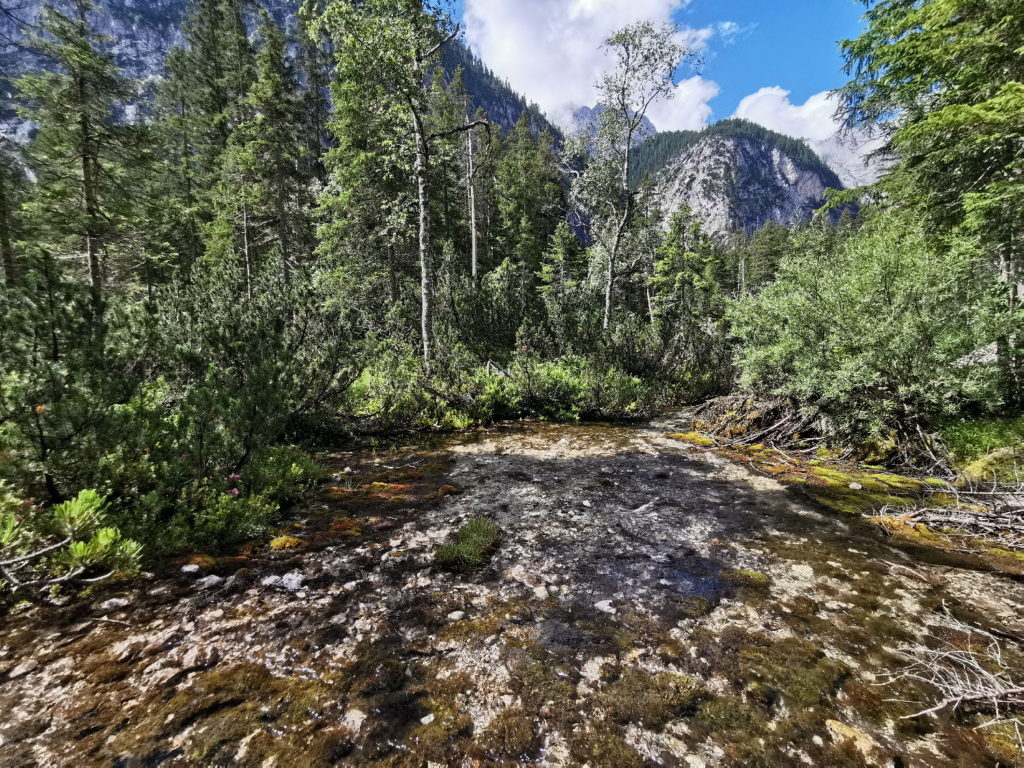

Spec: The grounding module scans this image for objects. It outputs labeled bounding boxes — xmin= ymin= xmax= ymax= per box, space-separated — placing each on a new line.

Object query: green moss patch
xmin=435 ymin=518 xmax=501 ymax=571
xmin=721 ymin=568 xmax=772 ymax=589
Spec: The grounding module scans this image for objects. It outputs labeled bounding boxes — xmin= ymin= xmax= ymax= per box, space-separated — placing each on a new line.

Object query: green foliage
xmin=730 ymin=211 xmax=1006 ymax=444
xmin=435 ymin=517 xmax=501 ymax=571
xmin=0 ymin=487 xmax=141 ymax=595
xmin=937 ymin=415 xmax=1024 ymax=465
xmin=839 ymin=0 xmax=1024 ymax=406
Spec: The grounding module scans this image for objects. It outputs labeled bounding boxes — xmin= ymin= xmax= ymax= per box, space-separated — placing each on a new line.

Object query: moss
xmin=721 ymin=568 xmax=772 ymax=589
xmin=407 ymin=700 xmax=473 ymax=760
xmin=692 ymin=695 xmax=759 ymax=738
xmin=429 ymin=483 xmax=462 ymax=500
xmin=569 ymin=728 xmax=644 ymax=768
xmin=269 ymin=535 xmax=305 ymax=551
xmin=180 ymin=553 xmax=217 ymax=569
xmin=328 ymin=517 xmax=362 ymax=537
xmin=741 ymin=636 xmax=850 ymax=709
xmin=600 ymin=668 xmax=704 ymax=729
xmin=438 ymin=615 xmax=502 ymax=643
xmin=665 ymin=431 xmax=715 ymax=447
xmin=477 ymin=707 xmax=539 ymax=761
xmin=435 ymin=517 xmax=500 ymax=571
xmin=675 ymin=594 xmax=713 ymax=618
xmin=510 ymin=655 xmax=576 ymax=709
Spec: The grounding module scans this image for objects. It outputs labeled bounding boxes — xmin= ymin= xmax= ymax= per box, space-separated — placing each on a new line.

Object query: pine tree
xmin=209 ymin=11 xmax=308 ymax=285
xmin=494 ymin=113 xmax=562 ymax=278
xmin=16 ymin=0 xmax=139 ymax=326
xmin=840 ymin=0 xmax=1024 ymax=405
xmin=318 ymin=0 xmax=488 ymax=366
xmin=0 ymin=137 xmax=23 ymax=287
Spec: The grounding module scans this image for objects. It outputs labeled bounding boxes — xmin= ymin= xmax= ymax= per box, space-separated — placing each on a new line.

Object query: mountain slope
xmin=639 ymin=119 xmax=844 ymax=235
xmin=0 ymin=1 xmax=552 ymax=135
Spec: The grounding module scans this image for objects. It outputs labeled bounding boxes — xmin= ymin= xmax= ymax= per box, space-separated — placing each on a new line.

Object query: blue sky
xmin=677 ymin=0 xmax=866 ymax=118
xmin=456 ymin=0 xmax=869 ymax=142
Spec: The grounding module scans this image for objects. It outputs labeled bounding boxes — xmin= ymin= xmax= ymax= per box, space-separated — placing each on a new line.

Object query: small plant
xmin=0 ymin=486 xmax=141 ymax=596
xmin=435 ymin=517 xmax=501 ymax=571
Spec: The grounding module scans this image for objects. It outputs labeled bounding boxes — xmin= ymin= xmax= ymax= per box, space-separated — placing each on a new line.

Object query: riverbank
xmin=1 ymin=416 xmax=1022 ymax=766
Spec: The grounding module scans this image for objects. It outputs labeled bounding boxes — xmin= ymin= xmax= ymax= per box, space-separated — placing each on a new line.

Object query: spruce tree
xmin=16 ymin=0 xmax=138 ymax=326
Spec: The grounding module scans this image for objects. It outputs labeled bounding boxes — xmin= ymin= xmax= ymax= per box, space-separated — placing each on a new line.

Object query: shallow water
xmin=1 ymin=416 xmax=1022 ymax=766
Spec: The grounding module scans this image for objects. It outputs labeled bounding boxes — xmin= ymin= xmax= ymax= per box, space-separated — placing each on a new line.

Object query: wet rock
xmin=196 ymin=575 xmax=223 ymax=590
xmin=343 ymin=709 xmax=367 ymax=733
xmin=826 ymin=719 xmax=877 ymax=757
xmin=180 ymin=564 xmax=201 ymax=576
xmin=7 ymin=659 xmax=39 ymax=679
xmin=281 ymin=571 xmax=306 ymax=591
xmin=176 ymin=644 xmax=220 ymax=672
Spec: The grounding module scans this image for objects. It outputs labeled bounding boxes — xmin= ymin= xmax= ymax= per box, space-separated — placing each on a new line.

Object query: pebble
xmin=533 ymin=586 xmax=550 ymax=600
xmin=849 ymin=482 xmax=863 ymax=490
xmin=447 ymin=611 xmax=466 ymax=622
xmin=343 ymin=709 xmax=366 ymax=732
xmin=196 ymin=575 xmax=223 ymax=590
xmin=594 ymin=600 xmax=616 ymax=615
xmin=180 ymin=564 xmax=201 ymax=576
xmin=420 ymin=713 xmax=435 ymax=725
xmin=98 ymin=597 xmax=129 ymax=611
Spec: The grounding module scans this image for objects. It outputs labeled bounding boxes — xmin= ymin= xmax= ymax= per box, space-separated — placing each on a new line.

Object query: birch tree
xmin=571 ymin=21 xmax=691 ymax=331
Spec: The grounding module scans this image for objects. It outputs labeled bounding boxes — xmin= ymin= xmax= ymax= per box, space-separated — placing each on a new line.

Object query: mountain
xmin=636 ymin=119 xmax=845 ymax=236
xmin=0 ymin=0 xmax=554 ymax=136
xmin=572 ymin=104 xmax=656 ymax=142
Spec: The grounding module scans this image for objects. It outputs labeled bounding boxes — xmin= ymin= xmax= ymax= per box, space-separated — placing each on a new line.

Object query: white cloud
xmin=733 ymin=87 xmax=885 ymax=187
xmin=646 ymin=76 xmax=720 ymax=132
xmin=733 ymin=86 xmax=839 ymax=142
xmin=463 ymin=0 xmax=718 ymax=130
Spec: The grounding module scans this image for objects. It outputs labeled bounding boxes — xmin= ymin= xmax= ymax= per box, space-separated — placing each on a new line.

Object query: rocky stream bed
xmin=1 ymin=416 xmax=1023 ymax=767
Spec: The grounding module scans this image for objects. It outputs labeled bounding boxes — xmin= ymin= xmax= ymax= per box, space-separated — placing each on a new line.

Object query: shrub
xmin=729 ymin=212 xmax=1007 ymax=449
xmin=0 ymin=486 xmax=141 ymax=596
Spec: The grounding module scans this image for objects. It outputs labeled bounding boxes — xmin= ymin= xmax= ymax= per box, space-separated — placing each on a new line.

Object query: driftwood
xmin=884 ymin=606 xmax=1024 ymax=747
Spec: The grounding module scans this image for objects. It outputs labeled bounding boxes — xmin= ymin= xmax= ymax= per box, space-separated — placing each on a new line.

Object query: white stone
xmin=196 ymin=575 xmax=223 ymax=589
xmin=281 ymin=572 xmax=305 ymax=591
xmin=533 ymin=586 xmax=550 ymax=600
xmin=848 ymin=482 xmax=863 ymax=490
xmin=447 ymin=611 xmax=466 ymax=622
xmin=180 ymin=564 xmax=201 ymax=575
xmin=420 ymin=713 xmax=435 ymax=725
xmin=594 ymin=600 xmax=615 ymax=615
xmin=98 ymin=597 xmax=129 ymax=611
xmin=343 ymin=709 xmax=366 ymax=732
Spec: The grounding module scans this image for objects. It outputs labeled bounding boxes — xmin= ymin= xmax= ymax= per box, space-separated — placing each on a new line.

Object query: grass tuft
xmin=435 ymin=517 xmax=501 ymax=571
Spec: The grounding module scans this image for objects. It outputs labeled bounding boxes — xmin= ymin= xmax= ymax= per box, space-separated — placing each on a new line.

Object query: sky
xmin=453 ymin=0 xmax=868 ymax=145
